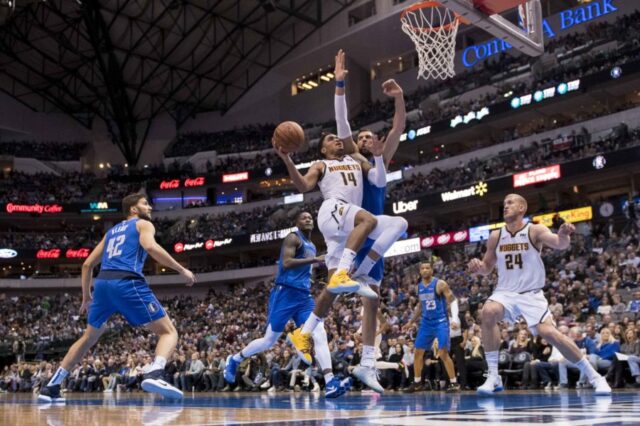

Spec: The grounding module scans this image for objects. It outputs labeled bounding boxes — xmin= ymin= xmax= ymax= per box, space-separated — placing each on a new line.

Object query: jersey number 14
xmin=107 ymin=235 xmax=126 ymax=259
xmin=340 ymin=172 xmax=357 ymax=186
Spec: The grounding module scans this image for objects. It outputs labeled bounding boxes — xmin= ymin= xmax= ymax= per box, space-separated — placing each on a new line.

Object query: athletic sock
xmin=336 ymin=249 xmax=357 ymax=273
xmin=324 ymin=373 xmax=335 ymax=384
xmin=450 ymin=377 xmax=457 ymax=384
xmin=361 ymin=345 xmax=376 ymax=368
xmin=576 ymin=356 xmax=599 ymax=383
xmin=48 ymin=367 xmax=69 ymax=387
xmin=301 ymin=313 xmax=323 ymax=334
xmin=353 ymin=255 xmax=377 ymax=277
xmin=485 ymin=351 xmax=499 ymax=378
xmin=151 ymin=355 xmax=167 ymax=371
xmin=414 ymin=377 xmax=422 ymax=384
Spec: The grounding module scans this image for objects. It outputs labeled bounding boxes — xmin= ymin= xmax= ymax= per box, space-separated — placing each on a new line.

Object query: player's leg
xmin=436 ymin=323 xmax=459 ymax=392
xmin=226 ymin=287 xmax=288 ymax=382
xmin=404 ymin=348 xmax=426 ymax=393
xmin=353 ymin=284 xmax=385 ymax=392
xmin=39 ymin=325 xmax=107 ymax=402
xmin=351 ymin=215 xmax=408 ymax=281
xmin=140 ymin=315 xmax=184 ymax=398
xmin=536 ymin=318 xmax=611 ymax=395
xmin=478 ymin=298 xmax=506 ymax=395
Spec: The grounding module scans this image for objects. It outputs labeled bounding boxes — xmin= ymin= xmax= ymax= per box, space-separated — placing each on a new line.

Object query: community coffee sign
xmin=5 ymin=203 xmax=63 ymax=214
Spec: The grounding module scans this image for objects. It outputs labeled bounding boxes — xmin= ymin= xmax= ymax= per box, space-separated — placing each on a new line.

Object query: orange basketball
xmin=273 ymin=121 xmax=305 ymax=153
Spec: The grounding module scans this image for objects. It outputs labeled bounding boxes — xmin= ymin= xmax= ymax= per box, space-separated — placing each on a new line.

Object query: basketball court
xmin=1 ymin=390 xmax=638 ymax=425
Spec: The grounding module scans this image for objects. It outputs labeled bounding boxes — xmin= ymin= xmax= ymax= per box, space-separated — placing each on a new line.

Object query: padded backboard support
xmin=440 ymin=0 xmax=544 ymax=56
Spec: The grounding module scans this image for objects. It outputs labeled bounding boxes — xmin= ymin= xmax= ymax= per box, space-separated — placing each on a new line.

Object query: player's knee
xmin=536 ymin=324 xmax=555 ymax=342
xmin=395 ymin=216 xmax=408 ymax=233
xmin=481 ymin=303 xmax=502 ymax=322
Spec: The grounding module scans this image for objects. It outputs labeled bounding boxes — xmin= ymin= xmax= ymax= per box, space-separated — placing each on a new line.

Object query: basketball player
xmin=223 ymin=212 xmax=351 ymax=398
xmin=468 ymin=194 xmax=611 ymax=395
xmin=273 ymin=76 xmax=408 ymax=370
xmin=38 ymin=194 xmax=196 ymax=403
xmin=402 ymin=262 xmax=460 ymax=393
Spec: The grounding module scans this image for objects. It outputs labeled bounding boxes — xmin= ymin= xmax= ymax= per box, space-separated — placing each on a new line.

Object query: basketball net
xmin=400 ymin=2 xmax=462 ymax=80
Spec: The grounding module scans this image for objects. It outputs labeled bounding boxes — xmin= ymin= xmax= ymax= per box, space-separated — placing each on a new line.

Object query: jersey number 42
xmin=106 ymin=235 xmax=126 ymax=259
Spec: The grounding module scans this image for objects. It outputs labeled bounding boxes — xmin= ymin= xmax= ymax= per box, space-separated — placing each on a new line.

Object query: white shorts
xmin=488 ymin=289 xmax=551 ymax=335
xmin=317 ymin=199 xmax=363 ymax=271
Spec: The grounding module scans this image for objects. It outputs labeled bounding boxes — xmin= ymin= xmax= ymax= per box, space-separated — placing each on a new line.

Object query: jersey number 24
xmin=505 ymin=253 xmax=523 ymax=270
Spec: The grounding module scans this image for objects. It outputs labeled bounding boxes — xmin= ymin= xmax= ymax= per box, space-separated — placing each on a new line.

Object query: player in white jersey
xmin=468 ymin=194 xmax=611 ymax=395
xmin=273 ymin=52 xmax=408 ymax=367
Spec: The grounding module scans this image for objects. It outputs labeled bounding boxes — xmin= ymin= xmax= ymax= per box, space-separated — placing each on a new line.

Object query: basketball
xmin=273 ymin=121 xmax=305 ymax=153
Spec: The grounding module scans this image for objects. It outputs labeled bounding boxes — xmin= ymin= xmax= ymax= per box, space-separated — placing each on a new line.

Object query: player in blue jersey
xmin=38 ymin=194 xmax=196 ymax=403
xmin=224 ymin=212 xmax=352 ymax=398
xmin=402 ymin=261 xmax=460 ymax=393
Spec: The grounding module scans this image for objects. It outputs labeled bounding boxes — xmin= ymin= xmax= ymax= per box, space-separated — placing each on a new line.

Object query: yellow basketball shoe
xmin=326 ymin=269 xmax=360 ymax=294
xmin=287 ymin=328 xmax=313 ymax=365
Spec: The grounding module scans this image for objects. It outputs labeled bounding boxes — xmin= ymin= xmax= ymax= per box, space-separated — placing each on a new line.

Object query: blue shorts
xmin=416 ymin=320 xmax=450 ymax=351
xmin=88 ymin=278 xmax=166 ymax=328
xmin=267 ymin=285 xmax=315 ymax=333
xmin=354 ymin=238 xmax=384 ymax=282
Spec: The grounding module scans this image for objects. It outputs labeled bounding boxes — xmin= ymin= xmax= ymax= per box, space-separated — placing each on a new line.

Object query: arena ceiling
xmin=0 ymin=0 xmax=355 ymax=163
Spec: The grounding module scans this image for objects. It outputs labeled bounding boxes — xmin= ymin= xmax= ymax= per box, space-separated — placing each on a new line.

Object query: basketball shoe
xmin=141 ymin=369 xmax=183 ymax=399
xmin=325 ymin=377 xmax=352 ymax=398
xmin=326 ymin=270 xmax=360 ymax=294
xmin=38 ymin=384 xmax=65 ymax=403
xmin=477 ymin=374 xmax=504 ymax=395
xmin=287 ymin=328 xmax=313 ymax=365
xmin=224 ymin=355 xmax=239 ymax=383
xmin=353 ymin=365 xmax=384 ymax=393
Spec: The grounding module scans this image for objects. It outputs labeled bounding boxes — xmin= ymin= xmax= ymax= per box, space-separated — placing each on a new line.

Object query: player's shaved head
xmin=505 ymin=194 xmax=528 ymax=212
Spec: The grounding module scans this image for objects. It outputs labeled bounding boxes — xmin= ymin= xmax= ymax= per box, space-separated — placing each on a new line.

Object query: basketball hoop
xmin=400 ymin=1 xmax=467 ymax=80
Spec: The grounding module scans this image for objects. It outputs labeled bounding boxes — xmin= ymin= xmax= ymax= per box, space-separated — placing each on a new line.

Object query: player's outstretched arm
xmin=272 ymin=141 xmax=321 ymax=193
xmin=467 ymin=229 xmax=499 ymax=275
xmin=334 ymin=49 xmax=358 ymax=155
xmin=402 ymin=303 xmax=422 ymax=332
xmin=80 ymin=236 xmax=106 ymax=314
xmin=438 ymin=280 xmax=460 ymax=330
xmin=137 ymin=220 xmax=196 ymax=286
xmin=381 ymin=79 xmax=406 ymax=169
xmin=532 ymin=222 xmax=574 ymax=250
xmin=281 ymin=234 xmax=324 ymax=270
xmin=365 ymin=134 xmax=387 ymax=188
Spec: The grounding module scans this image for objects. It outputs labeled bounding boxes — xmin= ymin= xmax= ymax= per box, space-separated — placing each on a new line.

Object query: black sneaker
xmin=141 ymin=368 xmax=183 ymax=399
xmin=403 ymin=382 xmax=425 ymax=393
xmin=445 ymin=383 xmax=461 ymax=393
xmin=38 ymin=384 xmax=65 ymax=403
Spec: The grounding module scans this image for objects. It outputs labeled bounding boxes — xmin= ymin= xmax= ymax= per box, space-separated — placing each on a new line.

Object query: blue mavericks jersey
xmin=274 ymin=231 xmax=316 ymax=291
xmin=100 ymin=218 xmax=148 ymax=277
xmin=419 ymin=278 xmax=448 ymax=323
xmin=362 ymin=161 xmax=386 ymax=215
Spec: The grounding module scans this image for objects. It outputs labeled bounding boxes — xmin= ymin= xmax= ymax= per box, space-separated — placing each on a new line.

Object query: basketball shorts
xmin=267 ymin=285 xmax=315 ymax=333
xmin=317 ymin=198 xmax=363 ymax=270
xmin=488 ymin=289 xmax=550 ymax=335
xmin=416 ymin=320 xmax=450 ymax=351
xmin=353 ymin=237 xmax=384 ymax=286
xmin=88 ymin=278 xmax=166 ymax=328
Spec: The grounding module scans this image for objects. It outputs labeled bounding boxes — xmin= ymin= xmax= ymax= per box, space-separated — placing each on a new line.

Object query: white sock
xmin=375 ymin=361 xmax=400 ymax=370
xmin=302 ymin=313 xmax=323 ymax=334
xmin=353 ymin=255 xmax=377 ymax=277
xmin=361 ymin=345 xmax=376 ymax=368
xmin=48 ymin=367 xmax=69 ymax=386
xmin=312 ymin=325 xmax=333 ymax=375
xmin=576 ymin=357 xmax=599 ymax=383
xmin=486 ymin=351 xmax=499 ymax=377
xmin=324 ymin=373 xmax=334 ymax=383
xmin=336 ymin=249 xmax=357 ymax=273
xmin=151 ymin=355 xmax=167 ymax=371
xmin=414 ymin=377 xmax=422 ymax=384
xmin=450 ymin=377 xmax=457 ymax=384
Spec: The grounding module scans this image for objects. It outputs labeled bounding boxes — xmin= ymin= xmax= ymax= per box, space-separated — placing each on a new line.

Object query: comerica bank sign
xmin=462 ymin=0 xmax=618 ymax=67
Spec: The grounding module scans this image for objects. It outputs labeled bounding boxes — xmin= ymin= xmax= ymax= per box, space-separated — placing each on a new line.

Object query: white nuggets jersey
xmin=495 ymin=223 xmax=545 ymax=293
xmin=317 ymin=155 xmax=364 ymax=206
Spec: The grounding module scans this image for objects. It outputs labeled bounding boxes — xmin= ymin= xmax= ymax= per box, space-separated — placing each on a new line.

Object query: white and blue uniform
xmin=353 ymin=168 xmax=386 ymax=284
xmin=88 ymin=218 xmax=165 ymax=328
xmin=415 ymin=277 xmax=450 ymax=351
xmin=267 ymin=231 xmax=316 ymax=332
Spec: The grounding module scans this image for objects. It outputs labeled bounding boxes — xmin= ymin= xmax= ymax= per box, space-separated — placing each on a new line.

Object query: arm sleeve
xmin=450 ymin=299 xmax=460 ymax=323
xmin=366 ymin=155 xmax=386 ymax=188
xmin=334 ymin=93 xmax=352 ymax=139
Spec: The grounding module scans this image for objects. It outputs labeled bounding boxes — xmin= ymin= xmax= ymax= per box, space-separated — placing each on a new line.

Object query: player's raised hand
xmin=334 ymin=49 xmax=348 ymax=81
xmin=468 ymin=258 xmax=483 ymax=273
xmin=180 ymin=268 xmax=196 ymax=287
xmin=370 ymin=133 xmax=385 ymax=157
xmin=558 ymin=222 xmax=575 ymax=237
xmin=382 ymin=79 xmax=403 ymax=97
xmin=272 ymin=139 xmax=292 ymax=161
xmin=80 ymin=295 xmax=92 ymax=315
